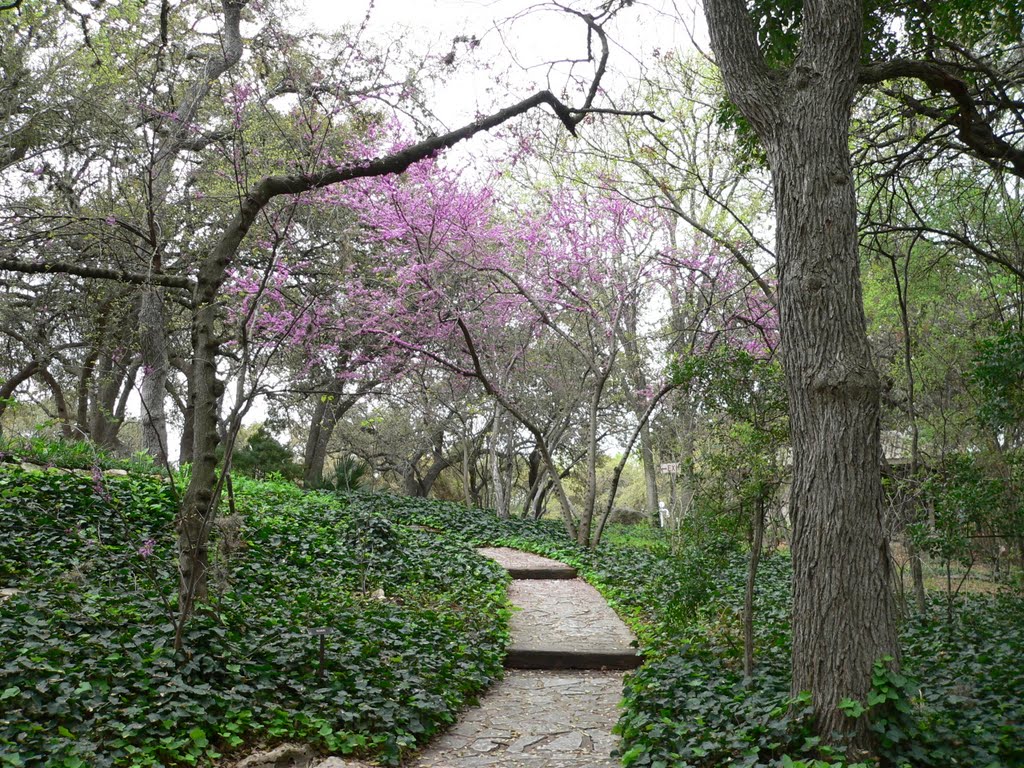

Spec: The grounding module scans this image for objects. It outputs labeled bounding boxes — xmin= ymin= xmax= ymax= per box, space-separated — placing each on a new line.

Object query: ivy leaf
xmin=188 ymin=727 xmax=208 ymax=748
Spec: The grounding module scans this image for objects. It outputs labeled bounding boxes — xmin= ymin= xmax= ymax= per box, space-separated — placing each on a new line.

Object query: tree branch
xmin=0 ymin=259 xmax=195 ymax=290
xmin=702 ymin=0 xmax=781 ymax=133
xmin=860 ymin=58 xmax=1024 ymax=178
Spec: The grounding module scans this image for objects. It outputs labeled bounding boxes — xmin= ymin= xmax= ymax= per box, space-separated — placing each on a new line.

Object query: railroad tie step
xmin=506 ymin=565 xmax=578 ymax=580
xmin=504 ymin=646 xmax=642 ymax=671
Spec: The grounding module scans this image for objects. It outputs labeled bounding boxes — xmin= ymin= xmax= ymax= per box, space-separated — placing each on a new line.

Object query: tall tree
xmin=703 ymin=0 xmax=899 ymax=748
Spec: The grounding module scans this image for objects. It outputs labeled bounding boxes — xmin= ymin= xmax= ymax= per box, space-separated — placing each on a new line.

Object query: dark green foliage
xmin=2 ymin=466 xmax=1020 ymax=767
xmin=0 ymin=470 xmax=509 ymax=766
xmin=0 ymin=468 xmax=174 ymax=584
xmin=228 ymin=425 xmax=301 ymax=481
xmin=973 ymin=328 xmax=1024 ymax=446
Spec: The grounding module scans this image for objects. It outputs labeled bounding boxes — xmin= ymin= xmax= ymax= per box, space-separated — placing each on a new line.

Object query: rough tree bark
xmin=704 ymin=0 xmax=900 ymax=748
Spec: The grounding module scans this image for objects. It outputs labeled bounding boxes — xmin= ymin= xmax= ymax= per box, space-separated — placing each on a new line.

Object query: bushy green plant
xmin=228 ymin=425 xmax=301 ymax=481
xmin=0 ymin=469 xmax=510 ymax=766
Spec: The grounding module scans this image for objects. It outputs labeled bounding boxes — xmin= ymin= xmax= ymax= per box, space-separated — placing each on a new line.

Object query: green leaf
xmin=188 ymin=726 xmax=208 ymax=748
xmin=839 ymin=697 xmax=865 ymax=718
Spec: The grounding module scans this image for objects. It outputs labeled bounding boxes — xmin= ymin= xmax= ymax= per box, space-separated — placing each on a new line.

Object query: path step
xmin=504 ymin=579 xmax=641 ymax=671
xmin=476 ymin=547 xmax=578 ymax=579
xmin=402 ymin=549 xmax=635 ymax=766
xmin=506 ymin=565 xmax=577 ymax=580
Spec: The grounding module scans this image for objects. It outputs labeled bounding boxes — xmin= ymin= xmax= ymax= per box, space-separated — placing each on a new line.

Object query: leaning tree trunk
xmin=704 ymin=0 xmax=899 ymax=748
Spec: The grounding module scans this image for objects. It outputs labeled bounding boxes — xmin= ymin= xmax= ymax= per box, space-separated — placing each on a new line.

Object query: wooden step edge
xmin=506 ymin=566 xmax=578 ymax=580
xmin=504 ymin=647 xmax=643 ymax=671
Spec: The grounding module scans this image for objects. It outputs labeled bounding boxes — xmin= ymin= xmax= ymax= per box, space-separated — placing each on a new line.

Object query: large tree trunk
xmin=302 ymin=389 xmax=362 ymax=487
xmin=704 ymin=0 xmax=900 ymax=748
xmin=772 ymin=87 xmax=900 ymax=744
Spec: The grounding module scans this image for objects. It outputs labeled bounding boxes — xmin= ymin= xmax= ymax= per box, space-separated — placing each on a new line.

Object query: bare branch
xmin=860 ymin=58 xmax=1024 ymax=178
xmin=0 ymin=259 xmax=195 ymax=290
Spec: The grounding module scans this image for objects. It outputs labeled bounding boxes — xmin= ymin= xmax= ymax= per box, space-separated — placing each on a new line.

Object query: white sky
xmin=298 ymin=0 xmax=707 ymax=127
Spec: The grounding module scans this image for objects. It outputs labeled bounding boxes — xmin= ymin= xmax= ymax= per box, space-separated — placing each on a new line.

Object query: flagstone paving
xmin=400 ymin=549 xmax=639 ymax=767
xmin=505 ymin=579 xmax=640 ymax=671
xmin=402 ymin=670 xmax=624 ymax=768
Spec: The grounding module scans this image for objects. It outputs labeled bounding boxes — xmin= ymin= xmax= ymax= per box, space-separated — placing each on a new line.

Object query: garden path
xmin=400 ymin=547 xmax=640 ymax=767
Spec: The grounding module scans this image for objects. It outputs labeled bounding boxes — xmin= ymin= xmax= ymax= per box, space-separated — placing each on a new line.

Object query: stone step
xmin=504 ymin=579 xmax=639 ymax=673
xmin=477 ymin=547 xmax=578 ymax=579
xmin=403 ymin=670 xmax=624 ymax=767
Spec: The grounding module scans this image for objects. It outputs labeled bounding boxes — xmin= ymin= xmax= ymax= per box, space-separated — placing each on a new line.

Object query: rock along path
xmin=403 ymin=547 xmax=640 ymax=767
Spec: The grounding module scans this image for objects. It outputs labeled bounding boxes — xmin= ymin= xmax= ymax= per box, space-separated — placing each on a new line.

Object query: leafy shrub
xmin=0 ymin=469 xmax=509 ymax=766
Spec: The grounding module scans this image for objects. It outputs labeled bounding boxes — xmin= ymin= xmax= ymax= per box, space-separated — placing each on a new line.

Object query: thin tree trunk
xmin=744 ymin=497 xmax=766 ymax=679
xmin=489 ymin=404 xmax=508 ymax=518
xmin=908 ymin=539 xmax=927 ymax=613
xmin=594 ymin=383 xmax=676 ymax=545
xmin=639 ymin=421 xmax=660 ymax=526
xmin=462 ymin=437 xmax=473 ymax=508
xmin=138 ymin=287 xmax=169 ymax=465
xmin=889 ymin=244 xmax=928 ymax=615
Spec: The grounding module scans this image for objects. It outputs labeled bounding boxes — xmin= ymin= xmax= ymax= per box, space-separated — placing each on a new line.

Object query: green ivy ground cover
xmin=0 ymin=470 xmax=509 ymax=767
xmin=2 ymin=469 xmax=1020 ymax=768
xmin=363 ymin=496 xmax=1024 ymax=768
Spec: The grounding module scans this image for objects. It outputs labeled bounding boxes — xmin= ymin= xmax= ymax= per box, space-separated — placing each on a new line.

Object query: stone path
xmin=402 ymin=548 xmax=640 ymax=767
